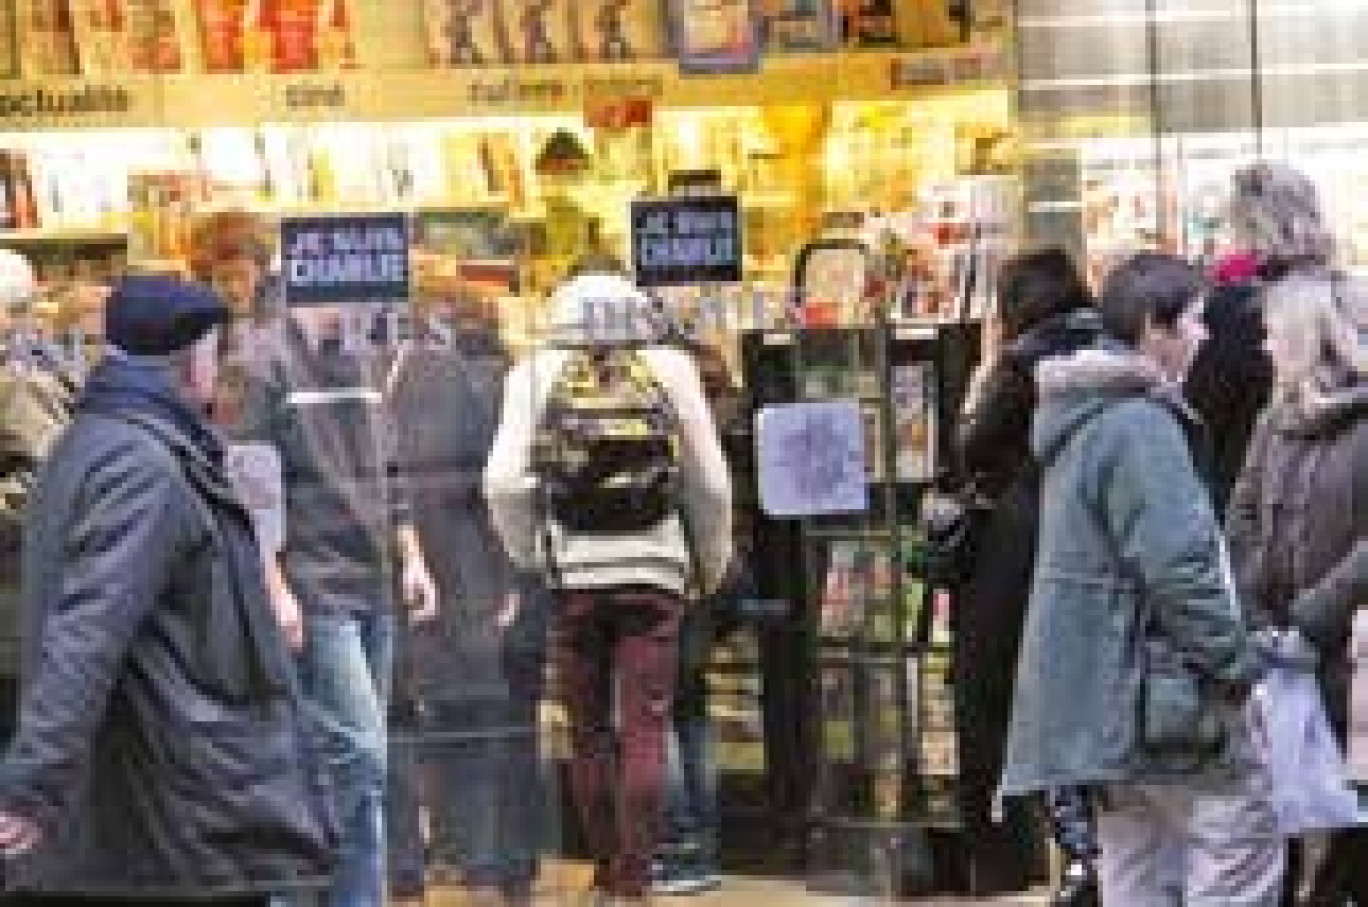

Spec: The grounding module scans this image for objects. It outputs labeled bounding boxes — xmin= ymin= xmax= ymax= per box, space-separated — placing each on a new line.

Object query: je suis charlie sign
xmin=282 ymin=213 xmax=411 ymax=307
xmin=630 ymin=194 xmax=742 ymax=288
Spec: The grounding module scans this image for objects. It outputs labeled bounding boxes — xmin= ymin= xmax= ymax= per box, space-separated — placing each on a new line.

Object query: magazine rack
xmin=741 ymin=312 xmax=979 ymax=897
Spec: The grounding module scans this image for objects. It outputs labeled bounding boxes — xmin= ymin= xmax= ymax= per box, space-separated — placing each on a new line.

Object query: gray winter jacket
xmin=0 ymin=393 xmax=336 ymax=897
xmin=1000 ymin=346 xmax=1261 ymax=798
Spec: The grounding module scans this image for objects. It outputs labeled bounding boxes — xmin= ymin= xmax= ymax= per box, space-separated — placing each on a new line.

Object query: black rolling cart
xmin=740 ymin=239 xmax=980 ymax=897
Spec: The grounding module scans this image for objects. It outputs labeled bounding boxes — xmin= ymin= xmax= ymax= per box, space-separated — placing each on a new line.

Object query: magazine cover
xmin=423 ymin=0 xmax=504 ymax=66
xmin=572 ymin=0 xmax=665 ymax=62
xmin=667 ymin=0 xmax=759 ymax=74
xmin=819 ymin=540 xmax=858 ymax=637
xmin=758 ymin=0 xmax=835 ymax=53
xmin=500 ymin=0 xmax=574 ymax=65
xmin=892 ymin=362 xmax=936 ymax=481
xmin=17 ymin=0 xmax=81 ymax=75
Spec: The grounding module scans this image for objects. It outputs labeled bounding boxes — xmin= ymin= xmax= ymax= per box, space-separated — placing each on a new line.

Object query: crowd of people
xmin=956 ymin=162 xmax=1368 ymax=906
xmin=0 ymin=219 xmax=740 ymax=907
xmin=0 ymin=159 xmax=1361 ymax=907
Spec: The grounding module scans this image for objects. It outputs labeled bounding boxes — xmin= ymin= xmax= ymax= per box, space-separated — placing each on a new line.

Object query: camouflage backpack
xmin=533 ymin=346 xmax=682 ymax=535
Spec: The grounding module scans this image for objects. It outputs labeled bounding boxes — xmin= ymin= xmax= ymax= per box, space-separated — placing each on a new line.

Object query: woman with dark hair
xmin=954 ymin=247 xmax=1103 ymax=903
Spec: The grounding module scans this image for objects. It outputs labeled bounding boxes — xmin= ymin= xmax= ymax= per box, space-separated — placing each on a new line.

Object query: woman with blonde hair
xmin=1227 ymin=162 xmax=1368 ymax=905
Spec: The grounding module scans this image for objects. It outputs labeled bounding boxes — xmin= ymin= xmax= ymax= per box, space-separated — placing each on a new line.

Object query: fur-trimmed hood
xmin=1272 ymin=376 xmax=1368 ymax=439
xmin=1031 ymin=344 xmax=1184 ymax=467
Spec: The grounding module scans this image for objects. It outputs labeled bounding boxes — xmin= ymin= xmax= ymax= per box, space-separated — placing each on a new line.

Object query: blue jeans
xmin=663 ymin=607 xmax=717 ymax=860
xmin=296 ymin=611 xmax=395 ymax=907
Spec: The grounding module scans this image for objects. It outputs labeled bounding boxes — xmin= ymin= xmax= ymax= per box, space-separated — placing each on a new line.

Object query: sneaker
xmin=650 ymin=856 xmax=722 ymax=896
xmin=1052 ymin=859 xmax=1100 ymax=907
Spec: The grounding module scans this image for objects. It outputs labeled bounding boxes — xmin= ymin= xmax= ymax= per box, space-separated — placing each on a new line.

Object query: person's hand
xmin=1252 ymin=627 xmax=1319 ymax=673
xmin=981 ymin=308 xmax=1005 ymax=363
xmin=402 ymin=557 xmax=439 ymax=625
xmin=496 ymin=591 xmax=520 ymax=632
xmin=0 ymin=812 xmax=40 ymax=855
xmin=271 ymin=582 xmax=305 ymax=652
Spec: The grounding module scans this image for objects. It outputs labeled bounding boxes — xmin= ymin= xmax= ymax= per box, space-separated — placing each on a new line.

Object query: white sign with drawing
xmin=756 ymin=400 xmax=869 ymax=518
xmin=226 ymin=443 xmax=286 ymax=555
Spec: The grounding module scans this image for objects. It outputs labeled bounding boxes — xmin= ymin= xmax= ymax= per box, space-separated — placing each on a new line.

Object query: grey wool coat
xmin=1000 ymin=345 xmax=1261 ymax=799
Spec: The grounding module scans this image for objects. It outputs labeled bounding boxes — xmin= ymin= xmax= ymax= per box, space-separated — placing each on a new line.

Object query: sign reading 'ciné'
xmin=281 ymin=213 xmax=411 ymax=307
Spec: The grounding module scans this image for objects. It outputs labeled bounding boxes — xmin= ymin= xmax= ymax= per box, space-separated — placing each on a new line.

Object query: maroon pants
xmin=553 ymin=587 xmax=683 ymax=898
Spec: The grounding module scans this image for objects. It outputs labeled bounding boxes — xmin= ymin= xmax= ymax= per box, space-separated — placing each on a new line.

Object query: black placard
xmin=631 ymin=194 xmax=742 ymax=287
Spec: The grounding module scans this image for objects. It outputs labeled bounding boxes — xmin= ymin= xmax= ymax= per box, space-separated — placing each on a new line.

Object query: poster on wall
xmin=666 ymin=0 xmax=759 ymax=74
xmin=281 ymin=213 xmax=411 ymax=307
xmin=631 ymin=194 xmax=742 ymax=287
xmin=759 ymin=0 xmax=836 ymax=53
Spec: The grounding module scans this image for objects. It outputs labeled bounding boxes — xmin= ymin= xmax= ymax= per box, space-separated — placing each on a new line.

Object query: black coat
xmin=1 ymin=402 xmax=336 ymax=898
xmin=1183 ymin=280 xmax=1274 ymax=516
xmin=950 ymin=308 xmax=1102 ymax=892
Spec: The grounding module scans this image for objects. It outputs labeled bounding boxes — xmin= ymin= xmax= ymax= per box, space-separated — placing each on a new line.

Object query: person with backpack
xmin=485 ymin=272 xmax=732 ymax=905
xmin=0 ymin=276 xmax=337 ymax=904
xmin=1000 ymin=252 xmax=1282 ymax=905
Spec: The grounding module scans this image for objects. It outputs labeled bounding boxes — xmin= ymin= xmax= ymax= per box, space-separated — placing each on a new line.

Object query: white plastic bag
xmin=1253 ymin=655 xmax=1363 ymax=836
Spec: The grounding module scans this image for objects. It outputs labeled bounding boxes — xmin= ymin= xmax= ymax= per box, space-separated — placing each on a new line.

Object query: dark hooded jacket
xmin=952 ymin=307 xmax=1101 ymax=887
xmin=1229 ymin=372 xmax=1368 ymax=733
xmin=0 ymin=355 xmax=336 ymax=898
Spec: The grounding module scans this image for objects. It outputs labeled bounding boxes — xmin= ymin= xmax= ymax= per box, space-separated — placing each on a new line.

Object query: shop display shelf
xmin=0 ymin=226 xmax=128 ymax=244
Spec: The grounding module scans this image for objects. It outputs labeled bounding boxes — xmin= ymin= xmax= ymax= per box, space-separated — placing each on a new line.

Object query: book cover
xmin=424 ymin=0 xmax=504 ymax=66
xmin=126 ymin=0 xmax=187 ymax=71
xmin=0 ymin=0 xmax=17 ymax=76
xmin=195 ymin=0 xmax=247 ymax=70
xmin=69 ymin=0 xmax=132 ymax=74
xmin=840 ymin=0 xmax=894 ymax=47
xmin=572 ymin=0 xmax=665 ymax=62
xmin=17 ymin=0 xmax=81 ymax=75
xmin=500 ymin=0 xmax=573 ymax=65
xmin=758 ymin=0 xmax=835 ymax=52
xmin=313 ymin=0 xmax=356 ymax=69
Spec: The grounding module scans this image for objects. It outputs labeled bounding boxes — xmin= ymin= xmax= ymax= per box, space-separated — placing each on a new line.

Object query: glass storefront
xmin=1018 ymin=0 xmax=1368 ymax=282
xmin=0 ymin=2 xmax=1022 ymax=902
